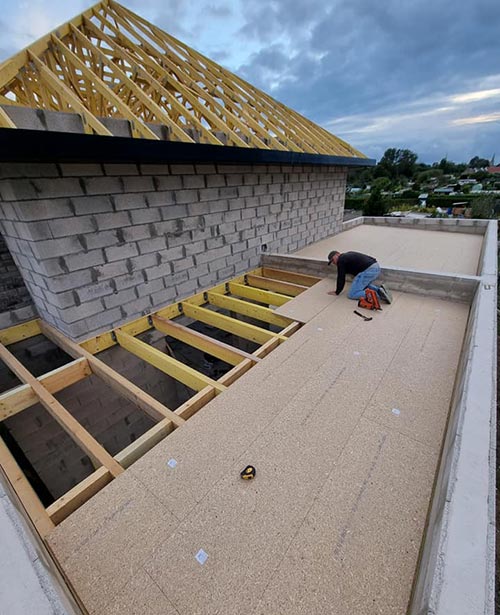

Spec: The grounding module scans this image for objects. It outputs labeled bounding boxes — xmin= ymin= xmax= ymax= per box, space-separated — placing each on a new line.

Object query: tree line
xmin=349 ymin=149 xmax=494 ymax=192
xmin=348 ymin=149 xmax=498 ymax=218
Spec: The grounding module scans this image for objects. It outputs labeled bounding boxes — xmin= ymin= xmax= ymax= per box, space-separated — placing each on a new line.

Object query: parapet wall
xmin=0 ymin=162 xmax=346 ymax=340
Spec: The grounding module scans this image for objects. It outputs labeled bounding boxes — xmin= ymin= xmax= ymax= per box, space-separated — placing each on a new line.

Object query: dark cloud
xmin=234 ymin=0 xmax=500 ymax=161
xmin=238 ymin=0 xmax=326 ymax=43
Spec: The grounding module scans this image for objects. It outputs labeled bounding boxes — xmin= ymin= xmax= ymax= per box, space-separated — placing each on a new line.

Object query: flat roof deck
xmin=46 ymin=284 xmax=469 ymax=614
xmin=295 ymin=224 xmax=483 ymax=275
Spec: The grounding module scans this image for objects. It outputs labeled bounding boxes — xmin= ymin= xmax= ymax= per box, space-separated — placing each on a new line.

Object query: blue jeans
xmin=347 ymin=263 xmax=381 ymax=300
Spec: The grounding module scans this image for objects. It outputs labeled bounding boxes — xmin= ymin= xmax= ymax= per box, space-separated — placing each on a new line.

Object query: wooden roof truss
xmin=0 ymin=0 xmax=364 ymax=158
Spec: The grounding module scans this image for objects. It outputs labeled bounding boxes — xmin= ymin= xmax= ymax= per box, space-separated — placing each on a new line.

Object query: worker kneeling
xmin=327 ymin=250 xmax=392 ymax=307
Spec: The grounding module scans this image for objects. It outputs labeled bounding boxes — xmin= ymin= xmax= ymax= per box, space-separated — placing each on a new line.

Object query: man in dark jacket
xmin=327 ymin=250 xmax=392 ymax=303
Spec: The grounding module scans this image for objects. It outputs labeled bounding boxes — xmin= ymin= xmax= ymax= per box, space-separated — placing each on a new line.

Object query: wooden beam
xmin=82 ymin=16 xmax=226 ymax=146
xmin=181 ymin=302 xmax=287 ymax=345
xmin=39 ymin=322 xmax=184 ymax=427
xmin=78 ymin=276 xmax=248 ymax=355
xmin=218 ymin=336 xmax=282 ymax=386
xmin=246 ymin=274 xmax=308 ymax=297
xmin=207 ymin=292 xmax=292 ymax=328
xmin=28 ymin=51 xmax=113 ymax=137
xmin=174 ymin=385 xmax=216 ymax=420
xmin=0 ymin=435 xmax=54 ymax=537
xmin=115 ymin=419 xmax=175 ymax=468
xmin=0 ymin=342 xmax=124 ymax=477
xmin=49 ymin=33 xmax=159 ymax=140
xmin=0 ymin=0 xmax=105 ymax=88
xmin=280 ymin=321 xmax=302 ymax=337
xmin=152 ymin=315 xmax=260 ymax=367
xmin=261 ymin=267 xmax=321 ymax=287
xmin=0 ymin=105 xmax=16 ymax=128
xmin=228 ymin=282 xmax=291 ymax=307
xmin=115 ymin=330 xmax=226 ymax=394
xmin=46 ymin=466 xmax=112 ymax=525
xmin=0 ymin=319 xmax=42 ymax=346
xmin=0 ymin=358 xmax=91 ymax=421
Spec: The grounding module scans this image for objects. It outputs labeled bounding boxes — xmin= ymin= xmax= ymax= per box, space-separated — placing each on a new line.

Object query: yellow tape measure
xmin=240 ymin=465 xmax=256 ymax=480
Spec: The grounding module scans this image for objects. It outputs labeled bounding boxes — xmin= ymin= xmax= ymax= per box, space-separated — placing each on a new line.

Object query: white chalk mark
xmin=195 ymin=549 xmax=208 ymax=565
xmin=167 ymin=458 xmax=177 ymax=468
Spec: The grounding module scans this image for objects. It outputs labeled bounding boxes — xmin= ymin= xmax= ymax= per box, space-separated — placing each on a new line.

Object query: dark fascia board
xmin=0 ymin=128 xmax=376 ymax=168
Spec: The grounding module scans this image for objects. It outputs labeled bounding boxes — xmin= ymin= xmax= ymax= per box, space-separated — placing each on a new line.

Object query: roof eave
xmin=0 ymin=128 xmax=376 ymax=168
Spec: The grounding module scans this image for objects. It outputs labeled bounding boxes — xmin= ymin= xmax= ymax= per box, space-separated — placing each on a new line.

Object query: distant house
xmin=418 ymin=193 xmax=429 ymax=206
xmin=486 ymin=166 xmax=500 ymax=174
xmin=434 ymin=187 xmax=455 ymax=195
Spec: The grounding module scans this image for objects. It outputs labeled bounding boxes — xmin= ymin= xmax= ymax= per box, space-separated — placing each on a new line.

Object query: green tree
xmin=363 ymin=187 xmax=388 ymax=216
xmin=470 ymin=195 xmax=496 ymax=219
xmin=372 ymin=176 xmax=392 ymax=192
xmin=469 ymin=156 xmax=490 ymax=169
xmin=376 ymin=148 xmax=418 ymax=180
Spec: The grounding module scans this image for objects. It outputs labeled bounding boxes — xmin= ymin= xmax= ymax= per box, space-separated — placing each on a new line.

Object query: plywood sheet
xmin=295 ymin=224 xmax=483 ymax=275
xmin=47 ymin=293 xmax=469 ymax=615
xmin=274 ymin=278 xmax=337 ymax=322
xmin=257 ymin=418 xmax=438 ymax=615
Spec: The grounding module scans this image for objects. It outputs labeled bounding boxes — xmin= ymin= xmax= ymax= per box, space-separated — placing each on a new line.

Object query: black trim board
xmin=0 ymin=128 xmax=375 ymax=167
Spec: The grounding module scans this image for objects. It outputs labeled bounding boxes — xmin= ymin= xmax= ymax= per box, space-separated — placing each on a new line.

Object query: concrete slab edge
xmin=410 ymin=269 xmax=496 ymax=615
xmin=362 ymin=215 xmax=488 ymax=234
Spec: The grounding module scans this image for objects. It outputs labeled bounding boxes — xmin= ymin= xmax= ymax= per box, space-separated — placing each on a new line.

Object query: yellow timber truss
xmin=0 ymin=267 xmax=320 ymax=539
xmin=0 ymin=0 xmax=364 ymax=158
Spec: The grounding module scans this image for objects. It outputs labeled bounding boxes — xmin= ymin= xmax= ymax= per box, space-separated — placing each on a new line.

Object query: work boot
xmin=378 ymin=284 xmax=392 ymax=304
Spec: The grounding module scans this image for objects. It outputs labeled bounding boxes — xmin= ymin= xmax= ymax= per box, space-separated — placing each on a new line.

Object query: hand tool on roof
xmin=354 ymin=310 xmax=372 ymax=322
xmin=240 ymin=465 xmax=256 ymax=480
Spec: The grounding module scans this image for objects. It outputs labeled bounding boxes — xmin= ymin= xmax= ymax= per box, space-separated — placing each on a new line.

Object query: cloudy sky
xmin=0 ymin=0 xmax=499 ymax=164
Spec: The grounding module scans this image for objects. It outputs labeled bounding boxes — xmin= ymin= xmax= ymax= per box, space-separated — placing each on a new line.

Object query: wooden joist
xmin=0 ymin=436 xmax=54 ymax=537
xmin=152 ymin=314 xmax=260 ymax=367
xmin=245 ymin=274 xmax=308 ymax=297
xmin=0 ymin=343 xmax=124 ymax=478
xmin=228 ymin=282 xmax=291 ymax=307
xmin=115 ymin=420 xmax=175 ymax=469
xmin=207 ymin=292 xmax=292 ymax=328
xmin=39 ymin=322 xmax=184 ymax=427
xmin=181 ymin=302 xmax=288 ymax=345
xmin=115 ymin=329 xmax=226 ymax=394
xmin=0 ymin=358 xmax=91 ymax=421
xmin=0 ymin=319 xmax=42 ymax=346
xmin=46 ymin=466 xmax=112 ymax=525
xmin=261 ymin=267 xmax=321 ymax=287
xmin=175 ymin=385 xmax=217 ymax=420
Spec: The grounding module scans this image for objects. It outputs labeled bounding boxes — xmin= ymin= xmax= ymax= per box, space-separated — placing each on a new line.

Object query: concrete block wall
xmin=0 ymin=162 xmax=346 ymax=339
xmin=1 ymin=330 xmax=185 ymax=501
xmin=0 ymin=233 xmax=32 ymax=311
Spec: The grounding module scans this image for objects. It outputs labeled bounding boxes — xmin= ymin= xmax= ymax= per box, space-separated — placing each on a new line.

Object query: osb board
xmin=47 ymin=293 xmax=470 ymax=615
xmin=274 ymin=278 xmax=337 ymax=322
xmin=295 ymin=224 xmax=483 ymax=275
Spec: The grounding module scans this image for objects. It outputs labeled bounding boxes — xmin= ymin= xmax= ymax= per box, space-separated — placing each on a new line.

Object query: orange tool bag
xmin=358 ymin=288 xmax=382 ymax=311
